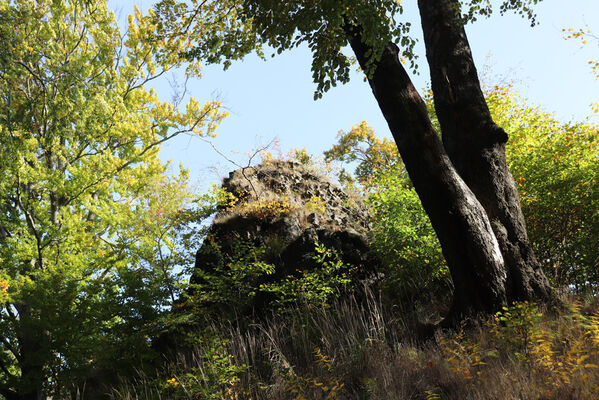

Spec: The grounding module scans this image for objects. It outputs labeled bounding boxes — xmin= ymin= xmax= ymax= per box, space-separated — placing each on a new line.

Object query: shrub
xmin=366 ymin=163 xmax=450 ymax=310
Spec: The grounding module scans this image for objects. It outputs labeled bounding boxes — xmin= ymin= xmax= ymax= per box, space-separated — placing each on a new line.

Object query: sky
xmin=108 ymin=0 xmax=599 ymax=191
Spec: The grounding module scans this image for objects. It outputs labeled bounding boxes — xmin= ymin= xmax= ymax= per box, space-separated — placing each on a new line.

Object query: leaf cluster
xmin=188 ymin=239 xmax=356 ymax=319
xmin=324 ymin=123 xmax=448 ymax=306
xmin=154 ymin=0 xmax=544 ymax=99
xmin=489 ymin=86 xmax=599 ymax=292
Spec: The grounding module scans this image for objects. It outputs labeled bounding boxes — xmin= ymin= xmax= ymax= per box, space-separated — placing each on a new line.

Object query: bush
xmin=366 ymin=163 xmax=449 ymax=307
xmin=188 ymin=239 xmax=357 ymax=317
xmin=488 ymin=86 xmax=599 ymax=293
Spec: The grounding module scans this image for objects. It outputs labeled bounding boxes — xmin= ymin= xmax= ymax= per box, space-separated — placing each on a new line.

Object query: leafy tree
xmin=154 ymin=0 xmax=558 ymax=322
xmin=325 ymin=124 xmax=447 ymax=305
xmin=366 ymin=163 xmax=448 ymax=304
xmin=0 ymin=1 xmax=225 ymax=398
xmin=329 ymin=86 xmax=598 ymax=299
xmin=489 ymin=87 xmax=599 ymax=293
xmin=324 ymin=121 xmax=400 ymax=190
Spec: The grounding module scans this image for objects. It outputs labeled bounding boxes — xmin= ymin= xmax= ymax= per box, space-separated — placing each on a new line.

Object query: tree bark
xmin=346 ymin=7 xmax=558 ymax=319
xmin=345 ymin=26 xmax=509 ymax=319
xmin=417 ymin=0 xmax=556 ymax=305
xmin=15 ymin=302 xmax=45 ymax=400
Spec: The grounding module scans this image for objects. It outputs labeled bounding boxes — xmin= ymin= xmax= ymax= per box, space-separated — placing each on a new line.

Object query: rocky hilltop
xmin=190 ymin=160 xmax=377 ymax=314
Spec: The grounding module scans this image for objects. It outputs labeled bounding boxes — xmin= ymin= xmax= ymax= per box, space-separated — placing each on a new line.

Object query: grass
xmin=110 ymin=291 xmax=599 ymax=400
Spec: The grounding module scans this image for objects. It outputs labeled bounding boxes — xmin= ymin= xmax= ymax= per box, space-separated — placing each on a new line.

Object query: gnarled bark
xmin=417 ymin=0 xmax=555 ymax=305
xmin=345 ymin=10 xmax=556 ymax=320
xmin=346 ymin=26 xmax=508 ymax=319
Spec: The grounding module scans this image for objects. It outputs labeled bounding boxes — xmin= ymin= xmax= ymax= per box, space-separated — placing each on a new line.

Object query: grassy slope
xmin=112 ymin=291 xmax=599 ymax=400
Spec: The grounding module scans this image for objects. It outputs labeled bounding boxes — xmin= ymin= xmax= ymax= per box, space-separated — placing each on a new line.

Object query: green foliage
xmin=366 ymin=163 xmax=448 ymax=300
xmin=490 ymin=301 xmax=544 ymax=359
xmin=459 ymin=0 xmax=543 ymax=25
xmin=241 ymin=0 xmax=415 ymax=100
xmin=161 ymin=335 xmax=248 ymax=400
xmin=260 ymin=244 xmax=356 ymax=310
xmin=190 ymin=238 xmax=275 ymax=312
xmin=155 ymin=0 xmax=543 ymax=99
xmin=324 ymin=121 xmax=399 ymax=190
xmin=331 ymin=85 xmax=598 ymax=298
xmin=325 ymin=124 xmax=447 ymax=302
xmin=155 ymin=0 xmax=412 ymax=99
xmin=0 ymin=0 xmax=224 ymax=396
xmin=488 ymin=86 xmax=599 ymax=292
xmin=111 ymin=333 xmax=247 ymax=400
xmin=189 ymin=238 xmax=356 ymax=317
xmin=153 ymin=0 xmax=262 ymax=71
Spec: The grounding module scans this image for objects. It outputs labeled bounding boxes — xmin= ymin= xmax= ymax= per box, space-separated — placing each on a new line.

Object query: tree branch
xmin=14 ymin=177 xmax=43 ymax=270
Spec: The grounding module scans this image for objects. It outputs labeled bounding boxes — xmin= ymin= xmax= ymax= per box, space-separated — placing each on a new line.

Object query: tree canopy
xmin=0 ymin=0 xmax=224 ymax=397
xmin=155 ymin=0 xmax=542 ymax=98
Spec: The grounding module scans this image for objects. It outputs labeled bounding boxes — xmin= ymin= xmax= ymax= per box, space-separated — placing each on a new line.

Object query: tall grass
xmin=110 ymin=291 xmax=599 ymax=400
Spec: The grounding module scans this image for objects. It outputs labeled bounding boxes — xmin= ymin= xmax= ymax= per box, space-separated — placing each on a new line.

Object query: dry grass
xmin=111 ymin=292 xmax=599 ymax=400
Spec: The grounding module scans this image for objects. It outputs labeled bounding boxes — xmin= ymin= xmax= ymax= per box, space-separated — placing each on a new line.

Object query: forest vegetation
xmin=0 ymin=0 xmax=597 ymax=399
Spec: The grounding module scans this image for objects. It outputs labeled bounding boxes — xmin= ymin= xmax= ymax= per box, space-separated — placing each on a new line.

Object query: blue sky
xmin=109 ymin=0 xmax=598 ymax=190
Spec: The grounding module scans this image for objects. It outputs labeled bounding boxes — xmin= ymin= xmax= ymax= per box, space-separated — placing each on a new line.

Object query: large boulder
xmin=190 ymin=160 xmax=377 ymax=315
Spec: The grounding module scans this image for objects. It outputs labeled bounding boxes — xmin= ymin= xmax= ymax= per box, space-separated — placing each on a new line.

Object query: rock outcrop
xmin=190 ymin=160 xmax=377 ymax=315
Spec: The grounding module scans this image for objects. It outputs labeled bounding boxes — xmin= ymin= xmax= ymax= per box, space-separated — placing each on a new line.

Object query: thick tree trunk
xmin=417 ymin=0 xmax=556 ymax=305
xmin=346 ymin=11 xmax=557 ymax=320
xmin=345 ymin=26 xmax=508 ymax=318
xmin=15 ymin=302 xmax=45 ymax=400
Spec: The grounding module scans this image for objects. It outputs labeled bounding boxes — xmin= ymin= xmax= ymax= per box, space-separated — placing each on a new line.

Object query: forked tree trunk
xmin=346 ymin=27 xmax=507 ymax=319
xmin=417 ymin=0 xmax=555 ymax=306
xmin=345 ymin=14 xmax=556 ymax=321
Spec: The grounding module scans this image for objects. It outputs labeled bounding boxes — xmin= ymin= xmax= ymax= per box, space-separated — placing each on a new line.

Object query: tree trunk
xmin=345 ymin=26 xmax=508 ymax=319
xmin=417 ymin=0 xmax=556 ymax=306
xmin=15 ymin=302 xmax=45 ymax=400
xmin=345 ymin=14 xmax=556 ymax=321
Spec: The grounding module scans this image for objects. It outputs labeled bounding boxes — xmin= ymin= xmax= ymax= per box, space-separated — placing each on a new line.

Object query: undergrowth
xmin=110 ymin=293 xmax=599 ymax=400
